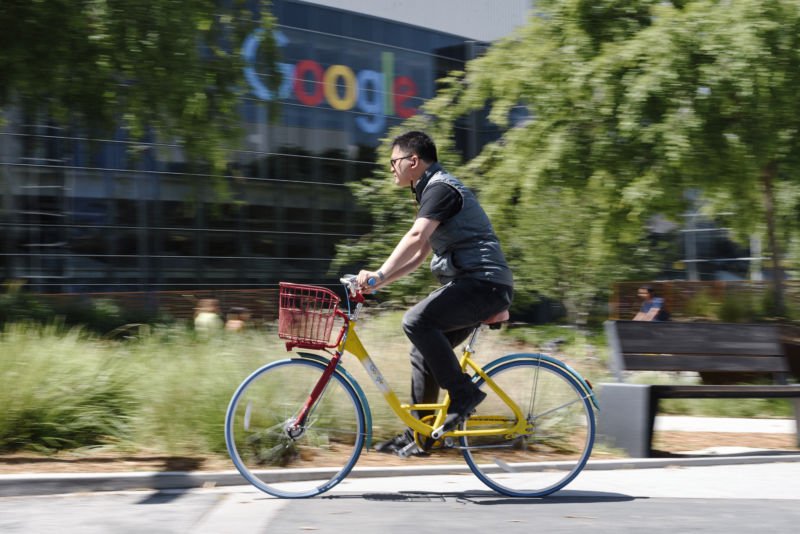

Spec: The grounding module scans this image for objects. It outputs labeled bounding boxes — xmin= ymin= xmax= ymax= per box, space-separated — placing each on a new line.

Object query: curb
xmin=2 ymin=453 xmax=800 ymax=497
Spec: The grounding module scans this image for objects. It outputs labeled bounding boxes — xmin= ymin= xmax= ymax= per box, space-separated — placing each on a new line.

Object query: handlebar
xmin=340 ymin=274 xmax=375 ymax=298
xmin=340 ymin=275 xmax=359 ymax=297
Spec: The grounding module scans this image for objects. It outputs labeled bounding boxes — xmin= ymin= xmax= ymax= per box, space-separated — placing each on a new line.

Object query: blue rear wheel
xmin=460 ymin=358 xmax=595 ymax=497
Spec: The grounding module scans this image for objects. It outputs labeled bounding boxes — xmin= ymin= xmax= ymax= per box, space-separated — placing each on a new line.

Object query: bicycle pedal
xmin=396 ymin=441 xmax=424 ymax=458
xmin=431 ymin=409 xmax=475 ymax=440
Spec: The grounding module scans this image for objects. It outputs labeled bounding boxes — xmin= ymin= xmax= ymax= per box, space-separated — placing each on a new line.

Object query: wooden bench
xmin=598 ymin=320 xmax=800 ymax=457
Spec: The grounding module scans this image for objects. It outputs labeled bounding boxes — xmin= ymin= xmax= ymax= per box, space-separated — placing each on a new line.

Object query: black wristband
xmin=377 ymin=270 xmax=385 ymax=282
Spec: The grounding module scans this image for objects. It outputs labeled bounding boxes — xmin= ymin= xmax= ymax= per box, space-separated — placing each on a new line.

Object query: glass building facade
xmin=0 ymin=1 xmax=490 ymax=293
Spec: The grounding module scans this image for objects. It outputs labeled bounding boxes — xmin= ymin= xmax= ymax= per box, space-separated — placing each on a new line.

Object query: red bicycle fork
xmin=288 ymin=304 xmax=354 ymax=432
xmin=290 ymin=350 xmax=343 ymax=432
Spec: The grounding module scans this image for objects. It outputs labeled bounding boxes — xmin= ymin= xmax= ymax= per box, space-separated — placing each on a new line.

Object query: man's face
xmin=637 ymin=289 xmax=651 ymax=300
xmin=390 ymin=146 xmax=416 ymax=187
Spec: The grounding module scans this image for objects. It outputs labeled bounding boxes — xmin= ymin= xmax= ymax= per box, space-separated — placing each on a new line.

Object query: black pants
xmin=401 ymin=278 xmax=513 ymax=419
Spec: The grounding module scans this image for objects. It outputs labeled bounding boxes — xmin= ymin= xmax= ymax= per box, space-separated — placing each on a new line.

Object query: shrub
xmin=0 ymin=283 xmax=54 ymax=326
xmin=0 ymin=324 xmax=136 ymax=452
xmin=683 ymin=291 xmax=720 ymax=320
xmin=122 ymin=326 xmax=283 ymax=455
xmin=0 ymin=283 xmax=171 ymax=335
xmin=718 ymin=293 xmax=756 ymax=323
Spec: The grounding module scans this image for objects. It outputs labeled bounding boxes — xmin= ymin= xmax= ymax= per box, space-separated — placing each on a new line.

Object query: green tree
xmin=0 ymin=0 xmax=280 ymax=173
xmin=588 ymin=0 xmax=800 ymax=315
xmin=336 ymin=0 xmax=800 ymax=320
xmin=334 ymin=0 xmax=671 ymax=320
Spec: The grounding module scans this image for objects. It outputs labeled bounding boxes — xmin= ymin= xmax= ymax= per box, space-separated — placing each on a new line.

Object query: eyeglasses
xmin=390 ymin=154 xmax=414 ymax=168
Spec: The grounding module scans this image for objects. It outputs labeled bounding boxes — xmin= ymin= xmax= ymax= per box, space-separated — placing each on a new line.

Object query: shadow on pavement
xmin=323 ymin=489 xmax=636 ymax=504
xmin=136 ymin=488 xmax=193 ymax=505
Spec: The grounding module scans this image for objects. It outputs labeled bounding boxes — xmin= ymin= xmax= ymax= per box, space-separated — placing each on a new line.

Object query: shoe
xmin=440 ymin=387 xmax=487 ymax=433
xmin=373 ymin=431 xmax=430 ymax=457
xmin=373 ymin=433 xmax=410 ymax=454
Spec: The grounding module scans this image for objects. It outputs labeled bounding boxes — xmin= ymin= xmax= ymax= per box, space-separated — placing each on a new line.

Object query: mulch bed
xmin=0 ymin=430 xmax=797 ymax=475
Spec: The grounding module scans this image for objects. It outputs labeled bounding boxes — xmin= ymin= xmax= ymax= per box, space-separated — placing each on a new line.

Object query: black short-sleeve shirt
xmin=417 ymin=181 xmax=462 ymax=223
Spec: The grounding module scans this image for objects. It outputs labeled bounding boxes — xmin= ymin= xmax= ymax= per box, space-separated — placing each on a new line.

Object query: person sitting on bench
xmin=633 ymin=285 xmax=669 ymax=322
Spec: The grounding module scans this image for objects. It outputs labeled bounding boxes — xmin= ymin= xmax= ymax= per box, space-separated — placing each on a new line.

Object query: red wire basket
xmin=278 ymin=282 xmax=341 ymax=348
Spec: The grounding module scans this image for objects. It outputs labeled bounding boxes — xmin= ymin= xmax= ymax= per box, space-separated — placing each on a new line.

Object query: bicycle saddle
xmin=482 ymin=309 xmax=510 ymax=327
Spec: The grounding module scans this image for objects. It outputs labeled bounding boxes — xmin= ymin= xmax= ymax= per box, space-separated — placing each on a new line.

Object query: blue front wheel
xmin=225 ymin=359 xmax=366 ymax=498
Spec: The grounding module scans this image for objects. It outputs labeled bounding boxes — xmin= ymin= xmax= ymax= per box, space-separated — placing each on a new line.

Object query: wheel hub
xmin=283 ymin=418 xmax=305 ymax=440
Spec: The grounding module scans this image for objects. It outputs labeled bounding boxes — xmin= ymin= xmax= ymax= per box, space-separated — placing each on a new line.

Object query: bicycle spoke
xmin=493 ymin=458 xmax=517 ymax=473
xmin=531 ymin=396 xmax=584 ymax=421
xmin=244 ymin=402 xmax=253 ymax=430
xmin=528 ymin=359 xmax=541 ymax=422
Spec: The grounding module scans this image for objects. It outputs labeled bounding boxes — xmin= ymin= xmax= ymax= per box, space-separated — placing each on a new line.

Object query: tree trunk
xmin=760 ymin=161 xmax=786 ymax=316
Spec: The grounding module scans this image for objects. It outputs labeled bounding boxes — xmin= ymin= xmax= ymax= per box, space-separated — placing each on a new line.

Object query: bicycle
xmin=225 ymin=276 xmax=598 ymax=498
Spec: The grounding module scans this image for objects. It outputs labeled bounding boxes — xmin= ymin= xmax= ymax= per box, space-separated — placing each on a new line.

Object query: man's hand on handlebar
xmin=356 ymin=270 xmax=382 ymax=292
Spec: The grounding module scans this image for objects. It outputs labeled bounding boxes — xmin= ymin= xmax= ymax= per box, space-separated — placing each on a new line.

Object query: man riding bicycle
xmin=357 ymin=131 xmax=513 ymax=456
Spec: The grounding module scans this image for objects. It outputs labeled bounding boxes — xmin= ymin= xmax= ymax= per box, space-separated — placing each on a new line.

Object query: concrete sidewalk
xmin=4 ymin=462 xmax=800 ymax=533
xmin=1 ymin=416 xmax=798 ymax=498
xmin=654 ymin=415 xmax=797 ymax=434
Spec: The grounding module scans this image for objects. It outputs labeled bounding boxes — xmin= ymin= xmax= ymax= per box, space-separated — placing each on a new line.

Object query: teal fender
xmin=296 ymin=352 xmax=374 ymax=449
xmin=478 ymin=353 xmax=599 ymax=410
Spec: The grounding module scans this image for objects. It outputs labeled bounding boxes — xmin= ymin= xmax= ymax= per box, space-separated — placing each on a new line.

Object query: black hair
xmin=391 ymin=131 xmax=438 ymax=163
xmin=638 ymin=285 xmax=655 ymax=294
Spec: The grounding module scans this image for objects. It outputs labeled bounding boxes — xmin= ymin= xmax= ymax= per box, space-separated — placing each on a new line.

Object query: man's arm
xmin=633 ymin=299 xmax=663 ymax=321
xmin=642 ymin=305 xmax=662 ymax=321
xmin=357 ymin=217 xmax=439 ymax=290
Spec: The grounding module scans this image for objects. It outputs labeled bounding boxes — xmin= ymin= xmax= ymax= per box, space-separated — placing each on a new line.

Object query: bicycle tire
xmin=225 ymin=358 xmax=366 ymax=498
xmin=460 ymin=358 xmax=595 ymax=497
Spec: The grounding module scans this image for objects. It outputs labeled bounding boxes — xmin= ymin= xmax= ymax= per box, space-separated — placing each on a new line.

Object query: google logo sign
xmin=243 ymin=29 xmax=420 ymax=134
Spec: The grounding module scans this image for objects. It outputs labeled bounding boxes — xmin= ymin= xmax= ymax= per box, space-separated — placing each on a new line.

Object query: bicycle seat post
xmin=463 ymin=324 xmax=486 ymax=354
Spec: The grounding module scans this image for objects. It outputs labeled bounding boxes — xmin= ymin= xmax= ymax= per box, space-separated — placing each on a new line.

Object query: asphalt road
xmin=1 ymin=461 xmax=799 ymax=533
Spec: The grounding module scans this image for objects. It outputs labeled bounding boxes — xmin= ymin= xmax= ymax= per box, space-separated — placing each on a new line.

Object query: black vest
xmin=418 ymin=165 xmax=513 ymax=287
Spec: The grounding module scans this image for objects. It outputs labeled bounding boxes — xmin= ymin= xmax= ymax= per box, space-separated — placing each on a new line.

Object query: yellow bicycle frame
xmin=337 ymin=317 xmax=531 ymax=440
